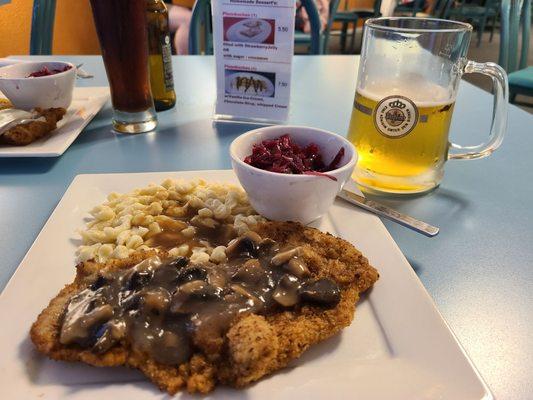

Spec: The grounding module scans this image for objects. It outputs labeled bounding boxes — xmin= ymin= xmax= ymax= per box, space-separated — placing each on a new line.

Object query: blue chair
xmin=393 ymin=0 xmax=453 ymax=18
xmin=334 ymin=0 xmax=450 ymax=54
xmin=189 ymin=0 xmax=321 ymax=55
xmin=432 ymin=0 xmax=455 ymax=18
xmin=394 ymin=0 xmax=426 ymax=16
xmin=30 ymin=0 xmax=57 ymax=55
xmin=445 ymin=0 xmax=500 ymax=47
xmin=499 ymin=0 xmax=532 ymax=103
xmin=333 ymin=0 xmax=382 ymax=54
xmin=188 ymin=0 xmax=213 ymax=55
xmin=322 ymin=0 xmax=343 ymax=54
xmin=294 ymin=0 xmax=327 ymax=54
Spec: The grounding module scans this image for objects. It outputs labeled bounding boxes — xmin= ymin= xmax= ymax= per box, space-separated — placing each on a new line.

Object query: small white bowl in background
xmin=230 ymin=125 xmax=357 ymax=224
xmin=0 ymin=61 xmax=76 ymax=111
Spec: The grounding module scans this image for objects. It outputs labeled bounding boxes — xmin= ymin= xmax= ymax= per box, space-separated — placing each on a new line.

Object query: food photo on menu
xmin=223 ymin=17 xmax=276 ymax=44
xmin=0 ymin=0 xmax=532 ymax=399
xmin=225 ymin=69 xmax=276 ymax=98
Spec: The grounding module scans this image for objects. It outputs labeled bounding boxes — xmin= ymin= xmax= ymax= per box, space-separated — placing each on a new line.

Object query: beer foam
xmin=358 ymin=77 xmax=455 ymax=107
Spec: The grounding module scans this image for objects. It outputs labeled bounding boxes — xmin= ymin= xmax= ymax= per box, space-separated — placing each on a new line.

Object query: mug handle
xmin=448 ymin=60 xmax=508 ymax=160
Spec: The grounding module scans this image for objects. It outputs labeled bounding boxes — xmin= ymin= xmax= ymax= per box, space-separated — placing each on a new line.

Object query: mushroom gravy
xmin=145 ymin=217 xmax=238 ymax=253
xmin=59 ymin=233 xmax=341 ymax=365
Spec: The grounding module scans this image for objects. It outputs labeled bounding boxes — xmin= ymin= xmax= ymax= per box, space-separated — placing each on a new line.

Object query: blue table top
xmin=1 ymin=55 xmax=532 ymax=399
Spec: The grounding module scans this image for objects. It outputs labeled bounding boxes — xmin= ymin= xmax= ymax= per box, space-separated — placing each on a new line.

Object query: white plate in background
xmin=0 ymin=170 xmax=492 ymax=399
xmin=0 ymin=86 xmax=109 ymax=157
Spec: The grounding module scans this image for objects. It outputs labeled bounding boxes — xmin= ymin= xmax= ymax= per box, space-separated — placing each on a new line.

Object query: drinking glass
xmin=90 ymin=0 xmax=158 ymax=134
xmin=347 ymin=17 xmax=508 ymax=194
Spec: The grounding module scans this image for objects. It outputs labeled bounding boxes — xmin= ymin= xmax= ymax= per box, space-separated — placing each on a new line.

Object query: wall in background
xmin=0 ymin=0 xmax=375 ymax=57
xmin=0 ymin=0 xmax=100 ymax=56
xmin=0 ymin=0 xmax=31 ymax=56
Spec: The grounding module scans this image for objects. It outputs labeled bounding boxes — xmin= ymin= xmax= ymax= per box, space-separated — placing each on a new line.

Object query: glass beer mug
xmin=348 ymin=18 xmax=508 ymax=194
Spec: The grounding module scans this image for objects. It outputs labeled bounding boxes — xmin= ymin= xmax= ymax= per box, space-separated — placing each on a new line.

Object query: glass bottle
xmin=146 ymin=0 xmax=176 ymax=112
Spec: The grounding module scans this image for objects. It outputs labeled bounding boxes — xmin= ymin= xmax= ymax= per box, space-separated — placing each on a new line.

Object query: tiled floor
xmin=321 ymin=27 xmax=533 ymax=113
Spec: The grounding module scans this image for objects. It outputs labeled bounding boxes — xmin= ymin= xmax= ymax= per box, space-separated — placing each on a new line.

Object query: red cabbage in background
xmin=27 ymin=65 xmax=72 ymax=78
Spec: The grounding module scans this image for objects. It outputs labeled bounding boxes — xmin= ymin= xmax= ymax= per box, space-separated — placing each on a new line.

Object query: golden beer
xmin=147 ymin=0 xmax=176 ymax=112
xmin=350 ymin=18 xmax=508 ymax=194
xmin=348 ymin=86 xmax=455 ymax=194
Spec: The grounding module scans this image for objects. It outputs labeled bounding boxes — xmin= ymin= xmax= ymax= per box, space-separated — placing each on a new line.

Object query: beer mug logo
xmin=373 ymin=96 xmax=419 ymax=138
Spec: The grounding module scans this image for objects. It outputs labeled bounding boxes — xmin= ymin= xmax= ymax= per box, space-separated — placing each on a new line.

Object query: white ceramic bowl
xmin=230 ymin=125 xmax=357 ymax=224
xmin=0 ymin=61 xmax=76 ymax=111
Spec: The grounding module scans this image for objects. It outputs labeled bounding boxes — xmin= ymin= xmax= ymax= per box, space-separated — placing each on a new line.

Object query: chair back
xmin=396 ymin=0 xmax=425 ymax=16
xmin=189 ymin=0 xmax=322 ymax=55
xmin=330 ymin=0 xmax=342 ymax=15
xmin=499 ymin=0 xmax=531 ymax=72
xmin=322 ymin=0 xmax=342 ymax=53
xmin=432 ymin=0 xmax=454 ymax=18
xmin=486 ymin=0 xmax=501 ymax=12
xmin=301 ymin=0 xmax=322 ymax=54
xmin=189 ymin=0 xmax=213 ymax=55
xmin=30 ymin=0 xmax=57 ymax=55
xmin=374 ymin=0 xmax=384 ymax=15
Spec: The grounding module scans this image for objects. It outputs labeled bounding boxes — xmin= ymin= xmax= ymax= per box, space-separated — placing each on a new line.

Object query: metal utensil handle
xmin=338 ymin=190 xmax=439 ymax=237
xmin=362 ymin=198 xmax=439 ymax=237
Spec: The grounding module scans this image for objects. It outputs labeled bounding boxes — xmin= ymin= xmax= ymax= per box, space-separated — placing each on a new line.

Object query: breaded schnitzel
xmin=0 ymin=107 xmax=66 ymax=146
xmin=30 ymin=221 xmax=378 ymax=394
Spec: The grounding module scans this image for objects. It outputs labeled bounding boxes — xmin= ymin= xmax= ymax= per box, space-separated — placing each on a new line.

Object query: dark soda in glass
xmin=90 ymin=0 xmax=157 ymax=133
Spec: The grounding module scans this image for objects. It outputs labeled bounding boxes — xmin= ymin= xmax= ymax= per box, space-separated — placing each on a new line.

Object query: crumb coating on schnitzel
xmin=31 ymin=222 xmax=378 ymax=393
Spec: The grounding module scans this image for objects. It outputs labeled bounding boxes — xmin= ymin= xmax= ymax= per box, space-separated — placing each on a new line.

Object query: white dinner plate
xmin=225 ymin=72 xmax=275 ymax=97
xmin=0 ymin=86 xmax=109 ymax=157
xmin=226 ymin=19 xmax=272 ymax=44
xmin=0 ymin=170 xmax=492 ymax=399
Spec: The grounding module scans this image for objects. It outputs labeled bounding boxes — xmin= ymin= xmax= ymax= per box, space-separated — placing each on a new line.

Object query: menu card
xmin=212 ymin=0 xmax=296 ymax=123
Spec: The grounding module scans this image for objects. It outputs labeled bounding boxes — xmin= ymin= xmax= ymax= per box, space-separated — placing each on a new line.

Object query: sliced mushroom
xmin=167 ymin=257 xmax=189 ymax=269
xmin=116 ymin=259 xmax=159 ymax=291
xmin=284 ymin=258 xmax=310 ymax=278
xmin=231 ymin=259 xmax=267 ymax=284
xmin=60 ymin=303 xmax=114 ymax=345
xmin=126 ymin=269 xmax=153 ymax=291
xmin=230 ymin=284 xmax=263 ymax=310
xmin=176 ymin=266 xmax=208 ymax=285
xmin=226 ymin=235 xmax=259 ymax=259
xmin=243 ymin=231 xmax=262 ymax=243
xmin=259 ymin=237 xmax=277 ymax=248
xmin=90 ymin=275 xmax=107 ymax=291
xmin=190 ymin=215 xmax=219 ymax=229
xmin=141 ymin=288 xmax=171 ymax=314
xmin=207 ymin=268 xmax=228 ymax=289
xmin=151 ymin=330 xmax=192 ymax=365
xmin=271 ymin=247 xmax=301 ymax=267
xmin=178 ymin=280 xmax=208 ymax=295
xmin=120 ymin=292 xmax=141 ymax=312
xmin=272 ymin=274 xmax=301 ymax=307
xmin=256 ymin=238 xmax=280 ymax=259
xmin=189 ymin=283 xmax=220 ymax=300
xmin=170 ymin=281 xmax=220 ymax=314
xmin=299 ymin=278 xmax=341 ymax=308
xmin=217 ymin=224 xmax=238 ymax=245
xmin=93 ymin=319 xmax=126 ymax=353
